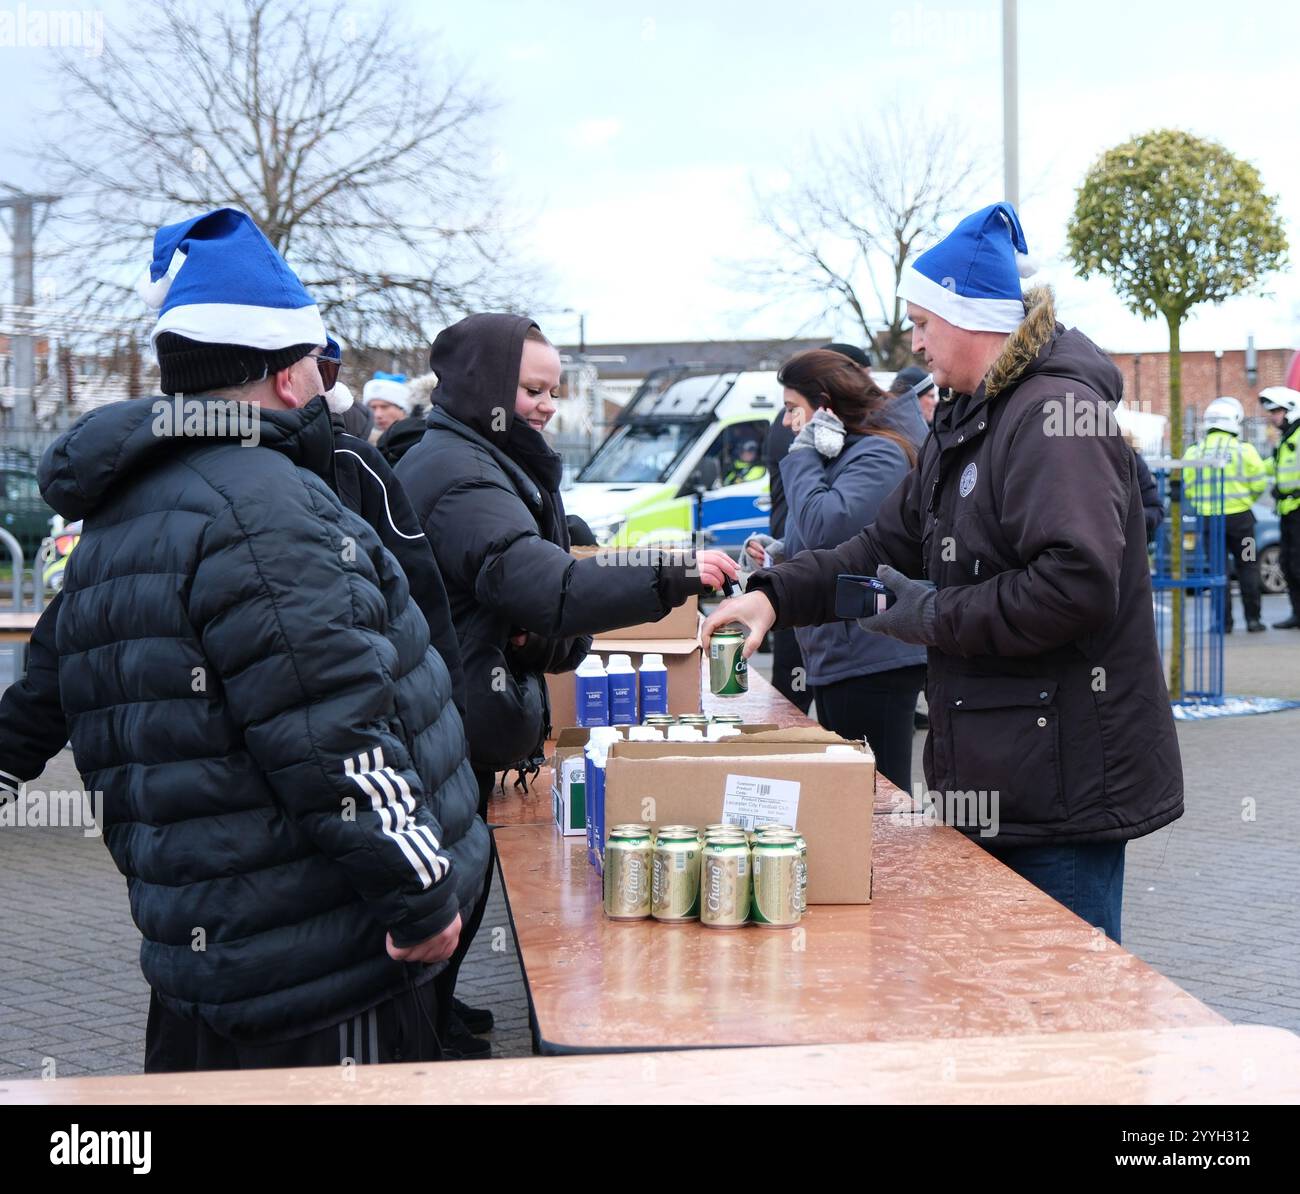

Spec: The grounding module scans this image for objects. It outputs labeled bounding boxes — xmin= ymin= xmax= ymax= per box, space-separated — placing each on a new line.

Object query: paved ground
xmin=0 ymin=592 xmax=1296 ymax=1077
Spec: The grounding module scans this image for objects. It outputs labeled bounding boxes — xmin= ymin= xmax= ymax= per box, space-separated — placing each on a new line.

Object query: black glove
xmin=862 ymin=565 xmax=938 ymax=646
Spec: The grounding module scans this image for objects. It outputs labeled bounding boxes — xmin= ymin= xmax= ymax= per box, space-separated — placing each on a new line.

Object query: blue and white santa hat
xmin=363 ymin=372 xmax=411 ymax=413
xmin=138 ymin=208 xmax=326 ymax=394
xmin=896 ymin=202 xmax=1037 ymax=333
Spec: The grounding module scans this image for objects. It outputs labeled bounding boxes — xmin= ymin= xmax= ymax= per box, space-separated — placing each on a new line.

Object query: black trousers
xmin=144 ymin=979 xmax=441 ymax=1073
xmin=1225 ymin=510 xmax=1262 ymax=626
xmin=811 ymin=665 xmax=926 ymax=791
xmin=1281 ymin=508 xmax=1300 ymax=618
xmin=771 ymin=627 xmax=813 ymax=714
xmin=433 ymin=764 xmax=497 ymax=1035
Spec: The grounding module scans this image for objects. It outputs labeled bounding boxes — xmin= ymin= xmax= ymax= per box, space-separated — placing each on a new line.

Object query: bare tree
xmin=741 ymin=106 xmax=990 ymax=368
xmin=35 ymin=0 xmax=539 ymax=365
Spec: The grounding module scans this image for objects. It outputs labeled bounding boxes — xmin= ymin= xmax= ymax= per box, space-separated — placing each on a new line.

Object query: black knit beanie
xmin=155 ymin=331 xmax=316 ymax=396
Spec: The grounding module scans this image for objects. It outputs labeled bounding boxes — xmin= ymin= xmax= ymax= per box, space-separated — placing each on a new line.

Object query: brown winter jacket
xmin=750 ymin=287 xmax=1184 ymax=846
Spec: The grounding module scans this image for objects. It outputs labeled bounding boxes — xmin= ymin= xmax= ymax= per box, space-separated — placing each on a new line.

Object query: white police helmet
xmin=1203 ymin=395 xmax=1244 ymax=436
xmin=1259 ymin=386 xmax=1300 ymax=419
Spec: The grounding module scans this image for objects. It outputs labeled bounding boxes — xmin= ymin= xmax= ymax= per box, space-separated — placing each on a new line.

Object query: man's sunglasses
xmin=309 ymin=350 xmax=341 ymax=391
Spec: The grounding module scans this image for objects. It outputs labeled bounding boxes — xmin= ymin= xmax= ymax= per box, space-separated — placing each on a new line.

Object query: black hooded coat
xmin=395 ymin=314 xmax=705 ymax=770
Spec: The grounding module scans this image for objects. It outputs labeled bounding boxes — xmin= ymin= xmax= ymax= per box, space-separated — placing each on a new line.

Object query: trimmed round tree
xmin=1067 ymin=129 xmax=1287 ymax=699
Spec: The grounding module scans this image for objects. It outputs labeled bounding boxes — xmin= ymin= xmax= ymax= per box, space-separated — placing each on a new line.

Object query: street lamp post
xmin=1002 ymin=0 xmax=1019 ymax=209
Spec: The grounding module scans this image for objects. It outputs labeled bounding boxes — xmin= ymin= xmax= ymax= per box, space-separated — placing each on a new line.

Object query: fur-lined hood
xmin=985 ymin=285 xmax=1055 ymax=399
xmin=970 ymin=284 xmax=1123 ymax=408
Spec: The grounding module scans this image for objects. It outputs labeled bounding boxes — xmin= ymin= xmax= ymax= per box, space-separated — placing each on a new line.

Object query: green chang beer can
xmin=708 ymin=624 xmax=748 ymax=697
xmin=701 ymin=837 xmax=751 ymax=929
xmin=710 ymin=714 xmax=744 ymax=726
xmin=604 ymin=830 xmax=652 ymax=920
xmin=751 ymin=836 xmax=802 ymax=928
xmin=793 ymin=833 xmax=808 ymax=912
xmin=651 ymin=827 xmax=701 ymax=921
xmin=704 ymin=827 xmax=746 ymax=848
xmin=756 ymin=829 xmax=807 ymax=913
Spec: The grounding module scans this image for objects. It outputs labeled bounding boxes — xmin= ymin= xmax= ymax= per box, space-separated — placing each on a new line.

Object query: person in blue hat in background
xmin=27 ymin=208 xmax=489 ymax=1069
xmin=706 ymin=202 xmax=1183 ymax=944
xmin=364 ymin=371 xmax=412 ymax=439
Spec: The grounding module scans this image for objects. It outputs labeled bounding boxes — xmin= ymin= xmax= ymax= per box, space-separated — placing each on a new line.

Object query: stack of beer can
xmin=604 ymin=823 xmax=807 ymax=929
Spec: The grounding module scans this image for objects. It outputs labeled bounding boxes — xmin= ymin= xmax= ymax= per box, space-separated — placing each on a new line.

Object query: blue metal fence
xmin=1150 ymin=461 xmax=1226 ymax=705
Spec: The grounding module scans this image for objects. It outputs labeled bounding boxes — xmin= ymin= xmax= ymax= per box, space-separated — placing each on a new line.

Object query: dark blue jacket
xmin=781 ymin=434 xmax=926 ymax=684
xmin=36 ymin=396 xmax=489 ymax=1042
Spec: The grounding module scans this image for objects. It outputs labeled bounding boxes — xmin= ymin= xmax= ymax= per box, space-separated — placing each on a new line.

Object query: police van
xmin=562 ymin=366 xmax=779 ymax=553
xmin=564 ymin=363 xmax=895 ymax=553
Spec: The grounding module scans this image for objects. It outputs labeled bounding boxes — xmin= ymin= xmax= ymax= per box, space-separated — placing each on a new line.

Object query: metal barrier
xmin=0 ymin=527 xmax=29 ymax=613
xmin=1150 ymin=460 xmax=1226 ymax=705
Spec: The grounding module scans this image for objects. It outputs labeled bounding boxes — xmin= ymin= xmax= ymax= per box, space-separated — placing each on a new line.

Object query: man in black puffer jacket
xmin=34 ymin=209 xmax=489 ymax=1069
xmin=0 ymin=426 xmax=468 ymax=816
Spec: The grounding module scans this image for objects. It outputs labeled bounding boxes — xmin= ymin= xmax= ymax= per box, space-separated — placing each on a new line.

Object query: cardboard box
xmin=552 ymin=753 xmax=587 ymax=837
xmin=550 ymin=722 xmax=782 ymax=768
xmin=550 ymin=723 xmax=782 ymax=842
xmin=602 ymin=730 xmax=875 ymax=904
xmin=606 ymin=598 xmax=701 ymax=641
xmin=547 ymin=640 xmax=702 ymax=725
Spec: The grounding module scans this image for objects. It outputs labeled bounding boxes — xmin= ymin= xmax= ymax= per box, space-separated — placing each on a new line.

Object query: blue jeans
xmin=978 ymin=841 xmax=1127 ymax=943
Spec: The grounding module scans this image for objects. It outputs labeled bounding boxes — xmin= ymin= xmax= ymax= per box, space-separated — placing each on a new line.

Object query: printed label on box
xmin=721 ymin=774 xmax=801 ymax=831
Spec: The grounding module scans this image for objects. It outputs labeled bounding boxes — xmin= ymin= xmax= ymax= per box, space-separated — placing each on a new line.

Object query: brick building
xmin=1107 ymin=345 xmax=1297 ymax=442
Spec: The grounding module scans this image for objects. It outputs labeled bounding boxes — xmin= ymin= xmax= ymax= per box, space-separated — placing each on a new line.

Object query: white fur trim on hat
xmin=363 ymin=377 xmax=411 ymax=413
xmin=897 ymin=267 xmax=1027 ymax=333
xmin=150 ymin=301 xmax=326 ymax=350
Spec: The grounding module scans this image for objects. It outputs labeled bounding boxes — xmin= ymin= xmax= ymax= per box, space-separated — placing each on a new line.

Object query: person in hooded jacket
xmin=705 ymin=203 xmax=1183 ymax=945
xmin=395 ymin=313 xmax=737 ymax=1048
xmin=397 ymin=315 xmax=738 ymax=782
xmin=26 ymin=209 xmax=491 ymax=1069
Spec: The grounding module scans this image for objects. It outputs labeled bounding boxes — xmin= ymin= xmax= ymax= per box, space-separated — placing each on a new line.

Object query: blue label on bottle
xmin=576 ymin=674 xmax=609 ymax=727
xmin=609 ymin=677 xmax=636 ymax=724
xmin=639 ymin=674 xmax=667 ymax=717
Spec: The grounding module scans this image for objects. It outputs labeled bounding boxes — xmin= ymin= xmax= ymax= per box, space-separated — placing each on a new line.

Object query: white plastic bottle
xmin=575 ymin=653 xmax=610 ymax=727
xmin=638 ymin=651 xmax=669 ymax=720
xmin=606 ymin=653 xmax=638 ymax=725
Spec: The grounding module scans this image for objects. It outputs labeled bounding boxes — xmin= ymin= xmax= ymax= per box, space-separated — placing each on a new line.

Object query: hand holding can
xmin=700 ymin=590 xmax=775 ymax=659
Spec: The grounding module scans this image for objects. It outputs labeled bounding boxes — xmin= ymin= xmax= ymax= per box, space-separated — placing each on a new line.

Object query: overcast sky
xmin=2 ymin=0 xmax=1298 ymax=355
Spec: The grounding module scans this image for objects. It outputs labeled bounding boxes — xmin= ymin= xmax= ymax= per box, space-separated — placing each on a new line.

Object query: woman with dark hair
xmin=747 ymin=348 xmax=927 ymax=787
